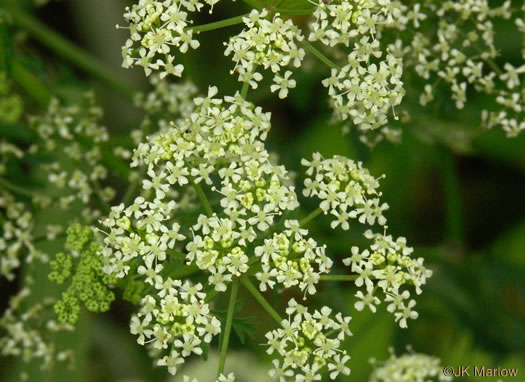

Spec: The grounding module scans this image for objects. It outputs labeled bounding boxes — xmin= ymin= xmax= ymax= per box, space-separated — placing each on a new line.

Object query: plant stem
xmin=240 ymin=80 xmax=250 ymax=99
xmin=217 ymin=278 xmax=239 ymax=378
xmin=240 ymin=64 xmax=257 ymax=99
xmin=439 ymin=149 xmax=464 ymax=246
xmin=300 ymin=40 xmax=340 ymax=70
xmin=277 ymin=8 xmax=315 ymax=16
xmin=240 ymin=0 xmax=264 ymax=10
xmin=0 ymin=177 xmax=36 ymax=198
xmin=5 ymin=4 xmax=134 ymax=100
xmin=299 ymin=207 xmax=323 ymax=227
xmin=319 ymin=274 xmax=358 ymax=282
xmin=240 ymin=276 xmax=283 ymax=324
xmin=189 ymin=177 xmax=214 ymax=216
xmin=189 ymin=14 xmax=248 ymax=34
xmin=11 ymin=60 xmax=51 ymax=107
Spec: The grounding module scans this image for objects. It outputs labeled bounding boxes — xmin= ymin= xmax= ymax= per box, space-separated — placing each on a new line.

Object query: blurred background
xmin=1 ymin=0 xmax=524 ymax=381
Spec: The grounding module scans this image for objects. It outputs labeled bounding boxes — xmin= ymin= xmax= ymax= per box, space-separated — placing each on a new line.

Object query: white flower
xmin=265 ymin=300 xmax=352 ymax=380
xmin=270 ymin=71 xmax=296 ymax=99
xmin=118 ymin=0 xmax=214 ymax=77
xmin=369 ymin=348 xmax=452 ymax=381
xmin=225 ymin=10 xmax=305 ymax=96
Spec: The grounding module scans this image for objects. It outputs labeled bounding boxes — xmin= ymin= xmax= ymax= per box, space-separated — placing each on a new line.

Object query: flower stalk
xmin=217 ymin=278 xmax=239 ymax=377
xmin=241 ymin=276 xmax=283 ymax=324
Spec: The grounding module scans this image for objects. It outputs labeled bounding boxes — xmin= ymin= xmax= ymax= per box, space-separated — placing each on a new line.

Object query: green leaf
xmin=0 ymin=15 xmax=13 ymax=73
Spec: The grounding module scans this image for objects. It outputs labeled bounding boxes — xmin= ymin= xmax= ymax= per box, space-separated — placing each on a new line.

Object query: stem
xmin=300 ymin=40 xmax=340 ymax=70
xmin=240 ymin=80 xmax=250 ymax=99
xmin=11 ymin=60 xmax=51 ymax=107
xmin=0 ymin=177 xmax=36 ymax=198
xmin=240 ymin=0 xmax=264 ymax=10
xmin=277 ymin=8 xmax=315 ymax=16
xmin=299 ymin=207 xmax=323 ymax=227
xmin=189 ymin=14 xmax=248 ymax=34
xmin=319 ymin=275 xmax=358 ymax=282
xmin=439 ymin=150 xmax=464 ymax=246
xmin=190 ymin=177 xmax=214 ymax=216
xmin=91 ymin=180 xmax=111 ymax=216
xmin=240 ymin=276 xmax=283 ymax=324
xmin=240 ymin=64 xmax=258 ymax=99
xmin=217 ymin=278 xmax=239 ymax=378
xmin=5 ymin=4 xmax=134 ymax=100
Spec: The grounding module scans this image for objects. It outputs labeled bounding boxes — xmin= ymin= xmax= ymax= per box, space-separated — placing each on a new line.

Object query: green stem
xmin=240 ymin=276 xmax=283 ymax=324
xmin=277 ymin=8 xmax=315 ymax=16
xmin=319 ymin=274 xmax=358 ymax=282
xmin=11 ymin=60 xmax=51 ymax=107
xmin=5 ymin=4 xmax=134 ymax=100
xmin=217 ymin=278 xmax=239 ymax=378
xmin=299 ymin=207 xmax=323 ymax=227
xmin=240 ymin=80 xmax=250 ymax=99
xmin=0 ymin=177 xmax=36 ymax=198
xmin=300 ymin=40 xmax=340 ymax=70
xmin=240 ymin=64 xmax=258 ymax=99
xmin=91 ymin=180 xmax=111 ymax=215
xmin=122 ymin=171 xmax=144 ymax=206
xmin=190 ymin=177 xmax=214 ymax=216
xmin=189 ymin=14 xmax=248 ymax=33
xmin=439 ymin=149 xmax=464 ymax=246
xmin=240 ymin=0 xmax=264 ymax=10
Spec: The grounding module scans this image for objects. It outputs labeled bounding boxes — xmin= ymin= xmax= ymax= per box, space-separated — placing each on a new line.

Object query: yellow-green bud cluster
xmin=50 ymin=224 xmax=116 ymax=325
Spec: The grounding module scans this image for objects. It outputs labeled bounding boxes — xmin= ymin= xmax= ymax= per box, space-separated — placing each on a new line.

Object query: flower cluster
xmin=184 ymin=373 xmax=236 ymax=382
xmin=369 ymin=347 xmax=452 ymax=382
xmin=302 ymin=153 xmax=388 ymax=230
xmin=400 ymin=0 xmax=513 ymax=108
xmin=343 ymin=230 xmax=432 ymax=328
xmin=391 ymin=0 xmax=524 ymax=137
xmin=254 ymin=220 xmax=331 ymax=297
xmin=29 ymin=93 xmax=115 ymax=222
xmin=130 ymin=279 xmax=220 ymax=376
xmin=49 ymin=224 xmax=116 ymax=325
xmin=225 ymin=10 xmax=305 ymax=97
xmin=128 ymin=89 xmax=310 ymax=293
xmin=100 ymin=195 xmax=184 ymax=281
xmin=322 ymin=45 xmax=404 ymax=134
xmin=308 ymin=0 xmax=398 ymax=47
xmin=0 ymin=278 xmax=74 ymax=375
xmin=0 ymin=191 xmax=40 ymax=280
xmin=265 ymin=299 xmax=352 ymax=381
xmin=119 ymin=0 xmax=218 ymax=78
xmin=482 ymin=65 xmax=525 ymax=137
xmin=135 ymin=76 xmax=199 ymax=131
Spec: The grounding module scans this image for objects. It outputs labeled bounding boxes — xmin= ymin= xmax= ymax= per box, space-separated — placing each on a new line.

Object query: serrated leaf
xmin=232 ymin=316 xmax=256 ymax=345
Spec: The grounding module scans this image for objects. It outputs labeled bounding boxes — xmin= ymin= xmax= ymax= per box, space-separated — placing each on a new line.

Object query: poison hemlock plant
xmin=1 ymin=0 xmax=524 ymax=381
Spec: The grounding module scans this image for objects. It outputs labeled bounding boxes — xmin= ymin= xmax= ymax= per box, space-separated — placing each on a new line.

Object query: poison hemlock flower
xmin=266 ymin=299 xmax=352 ymax=381
xmin=118 ymin=0 xmax=219 ymax=78
xmin=302 ymin=153 xmax=388 ymax=231
xmin=29 ymin=93 xmax=115 ymax=221
xmin=254 ymin=219 xmax=331 ymax=297
xmin=369 ymin=347 xmax=452 ymax=382
xmin=343 ymin=230 xmax=432 ymax=328
xmin=225 ymin=10 xmax=305 ymax=97
xmin=130 ymin=279 xmax=221 ymax=376
xmin=0 ymin=277 xmax=75 ymax=374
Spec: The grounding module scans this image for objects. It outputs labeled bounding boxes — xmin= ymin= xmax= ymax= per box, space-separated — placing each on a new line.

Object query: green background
xmin=1 ymin=0 xmax=524 ymax=381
